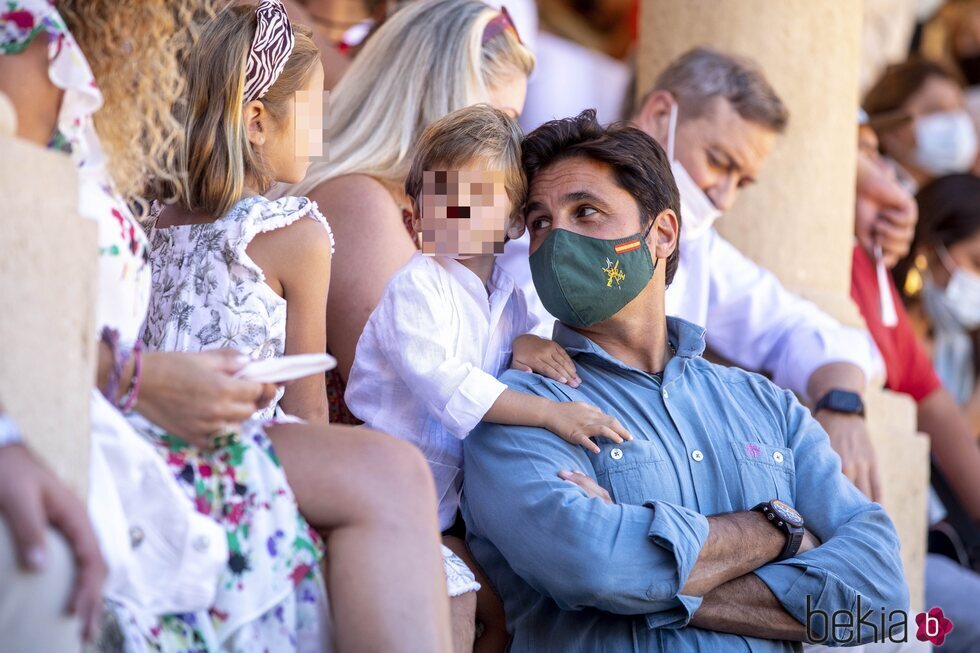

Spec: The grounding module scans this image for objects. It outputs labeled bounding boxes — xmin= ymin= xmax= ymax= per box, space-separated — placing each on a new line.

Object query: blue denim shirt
xmin=461 ymin=318 xmax=908 ymax=652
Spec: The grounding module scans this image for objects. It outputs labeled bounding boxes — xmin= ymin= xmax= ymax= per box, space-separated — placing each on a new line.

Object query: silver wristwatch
xmin=0 ymin=415 xmax=23 ymax=448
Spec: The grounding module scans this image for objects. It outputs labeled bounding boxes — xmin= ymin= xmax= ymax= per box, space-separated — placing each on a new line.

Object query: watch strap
xmin=753 ymin=501 xmax=804 ymax=561
xmin=777 ymin=525 xmax=804 ymax=562
xmin=814 ymin=389 xmax=865 ymax=417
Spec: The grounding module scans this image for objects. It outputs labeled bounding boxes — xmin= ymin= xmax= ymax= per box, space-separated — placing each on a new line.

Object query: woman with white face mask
xmin=864 ymin=59 xmax=979 ymax=193
xmin=896 ymin=174 xmax=980 ymax=436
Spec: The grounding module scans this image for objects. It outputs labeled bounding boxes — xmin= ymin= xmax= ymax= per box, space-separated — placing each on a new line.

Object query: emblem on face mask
xmin=613 ymin=239 xmax=641 ymax=254
xmin=602 ymin=258 xmax=626 ymax=288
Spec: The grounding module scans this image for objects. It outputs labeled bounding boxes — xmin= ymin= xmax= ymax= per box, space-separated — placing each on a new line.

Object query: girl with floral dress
xmin=134 ymin=0 xmax=336 ymax=649
xmin=143 ymin=2 xmax=332 ymax=424
xmin=0 ymin=1 xmax=453 ymax=651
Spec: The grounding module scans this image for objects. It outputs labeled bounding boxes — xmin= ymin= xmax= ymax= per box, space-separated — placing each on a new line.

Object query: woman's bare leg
xmin=268 ymin=423 xmax=451 ymax=653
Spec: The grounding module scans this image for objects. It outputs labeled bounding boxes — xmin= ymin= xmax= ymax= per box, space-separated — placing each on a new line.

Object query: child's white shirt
xmin=346 ymin=252 xmax=536 ymax=530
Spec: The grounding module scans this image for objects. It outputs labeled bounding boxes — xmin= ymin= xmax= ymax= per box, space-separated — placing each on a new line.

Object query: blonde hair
xmin=176 ymin=4 xmax=320 ymax=217
xmin=288 ymin=0 xmax=534 ymax=197
xmin=405 ymin=104 xmax=526 ymax=231
xmin=57 ymin=0 xmax=224 ymax=206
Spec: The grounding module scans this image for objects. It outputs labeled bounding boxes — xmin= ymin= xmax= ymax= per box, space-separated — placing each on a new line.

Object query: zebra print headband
xmin=243 ymin=0 xmax=296 ymax=103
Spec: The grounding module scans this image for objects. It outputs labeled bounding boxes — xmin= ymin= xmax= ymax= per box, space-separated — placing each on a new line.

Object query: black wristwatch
xmin=814 ymin=389 xmax=865 ymax=417
xmin=752 ymin=499 xmax=805 ymax=562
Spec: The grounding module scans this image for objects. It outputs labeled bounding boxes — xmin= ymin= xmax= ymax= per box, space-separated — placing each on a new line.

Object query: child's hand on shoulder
xmin=545 ymin=401 xmax=633 ymax=454
xmin=511 ymin=334 xmax=581 ymax=387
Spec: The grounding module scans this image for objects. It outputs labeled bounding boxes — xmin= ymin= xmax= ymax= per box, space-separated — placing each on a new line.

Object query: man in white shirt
xmin=624 ymin=47 xmax=886 ymax=501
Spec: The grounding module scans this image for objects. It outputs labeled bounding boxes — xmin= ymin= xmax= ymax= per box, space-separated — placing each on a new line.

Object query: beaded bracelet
xmin=120 ymin=341 xmax=143 ymax=413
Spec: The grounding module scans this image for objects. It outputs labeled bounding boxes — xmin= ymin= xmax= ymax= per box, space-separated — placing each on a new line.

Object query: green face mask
xmin=529 ymin=225 xmax=657 ymax=328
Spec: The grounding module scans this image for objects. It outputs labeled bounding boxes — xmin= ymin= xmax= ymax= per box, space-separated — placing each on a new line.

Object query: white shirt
xmin=346 ymin=254 xmax=534 ymax=530
xmin=665 ymin=228 xmax=883 ymax=398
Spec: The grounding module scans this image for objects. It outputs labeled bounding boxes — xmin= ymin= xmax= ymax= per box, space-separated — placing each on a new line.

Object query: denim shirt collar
xmin=552 ymin=317 xmax=707 ymax=376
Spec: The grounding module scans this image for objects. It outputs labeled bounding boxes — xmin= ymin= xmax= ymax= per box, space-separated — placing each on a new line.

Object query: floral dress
xmin=3 ymin=3 xmax=331 ymax=651
xmin=141 ymin=195 xmax=334 ymax=421
xmin=131 ymin=201 xmax=336 ymax=649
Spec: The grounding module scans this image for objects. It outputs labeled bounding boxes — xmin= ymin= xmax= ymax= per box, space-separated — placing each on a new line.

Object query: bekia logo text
xmin=806 ymin=596 xmax=953 ymax=646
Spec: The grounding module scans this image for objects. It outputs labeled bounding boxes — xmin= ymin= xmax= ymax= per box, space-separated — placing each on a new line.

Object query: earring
xmin=902 ymin=253 xmax=928 ymax=298
xmin=257 ymin=135 xmax=266 ymax=146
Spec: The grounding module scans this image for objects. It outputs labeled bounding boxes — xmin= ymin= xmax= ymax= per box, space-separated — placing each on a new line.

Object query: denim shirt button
xmin=610 ymin=448 xmax=623 ymax=460
xmin=691 ymin=450 xmax=704 ymax=462
xmin=773 ymin=451 xmax=784 ymax=464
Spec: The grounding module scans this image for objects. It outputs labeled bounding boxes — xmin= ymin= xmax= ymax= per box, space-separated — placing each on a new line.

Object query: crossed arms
xmin=461 ymin=378 xmax=908 ymax=642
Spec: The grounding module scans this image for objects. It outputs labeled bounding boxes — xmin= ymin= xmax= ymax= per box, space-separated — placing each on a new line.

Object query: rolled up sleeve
xmin=753 ymin=389 xmax=909 ymax=644
xmin=642 ymin=500 xmax=709 ymax=628
xmin=463 ymin=378 xmax=709 ymax=624
xmin=442 ymin=367 xmax=507 ymax=437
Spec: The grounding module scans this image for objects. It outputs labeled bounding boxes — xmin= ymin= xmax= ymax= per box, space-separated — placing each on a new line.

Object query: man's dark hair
xmin=522 ymin=109 xmax=682 ymax=284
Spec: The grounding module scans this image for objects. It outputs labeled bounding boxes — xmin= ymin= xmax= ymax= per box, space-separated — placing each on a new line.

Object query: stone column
xmin=0 ymin=134 xmax=97 ymax=495
xmin=638 ymin=1 xmax=930 ymax=614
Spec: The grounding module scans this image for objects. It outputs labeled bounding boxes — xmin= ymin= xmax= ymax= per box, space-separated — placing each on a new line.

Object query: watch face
xmin=838 ymin=393 xmax=861 ymax=412
xmin=770 ymin=500 xmax=803 ymax=527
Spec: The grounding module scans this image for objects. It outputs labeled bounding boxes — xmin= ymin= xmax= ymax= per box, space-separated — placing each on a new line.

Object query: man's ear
xmin=649 ymin=207 xmax=679 ymax=261
xmin=633 ymin=89 xmax=675 ymax=147
xmin=244 ymin=100 xmax=268 ymax=147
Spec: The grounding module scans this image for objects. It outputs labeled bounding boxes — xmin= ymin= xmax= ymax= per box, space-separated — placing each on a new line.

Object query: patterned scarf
xmin=243 ymin=0 xmax=295 ymax=103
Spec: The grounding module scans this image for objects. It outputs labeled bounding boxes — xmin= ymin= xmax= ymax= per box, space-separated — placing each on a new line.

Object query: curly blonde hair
xmin=57 ymin=0 xmax=223 ymax=206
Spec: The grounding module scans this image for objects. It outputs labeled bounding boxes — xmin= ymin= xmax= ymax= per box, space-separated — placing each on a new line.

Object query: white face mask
xmin=914 ymin=110 xmax=979 ymax=176
xmin=937 ymin=241 xmax=980 ymax=329
xmin=666 ymin=101 xmax=723 ymax=242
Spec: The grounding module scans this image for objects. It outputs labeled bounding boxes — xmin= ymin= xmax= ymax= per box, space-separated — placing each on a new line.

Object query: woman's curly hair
xmin=56 ymin=0 xmax=224 ymax=208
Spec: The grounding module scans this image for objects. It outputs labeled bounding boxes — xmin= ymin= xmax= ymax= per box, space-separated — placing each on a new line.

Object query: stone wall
xmin=0 ymin=134 xmax=96 ymax=495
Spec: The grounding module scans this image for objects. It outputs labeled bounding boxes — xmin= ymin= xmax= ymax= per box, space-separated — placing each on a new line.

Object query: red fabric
xmin=850 ymin=245 xmax=941 ymax=402
xmin=325 ymin=367 xmax=360 ymax=425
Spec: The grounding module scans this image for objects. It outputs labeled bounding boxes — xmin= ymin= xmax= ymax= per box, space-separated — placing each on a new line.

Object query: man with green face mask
xmin=461 ymin=110 xmax=908 ymax=652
